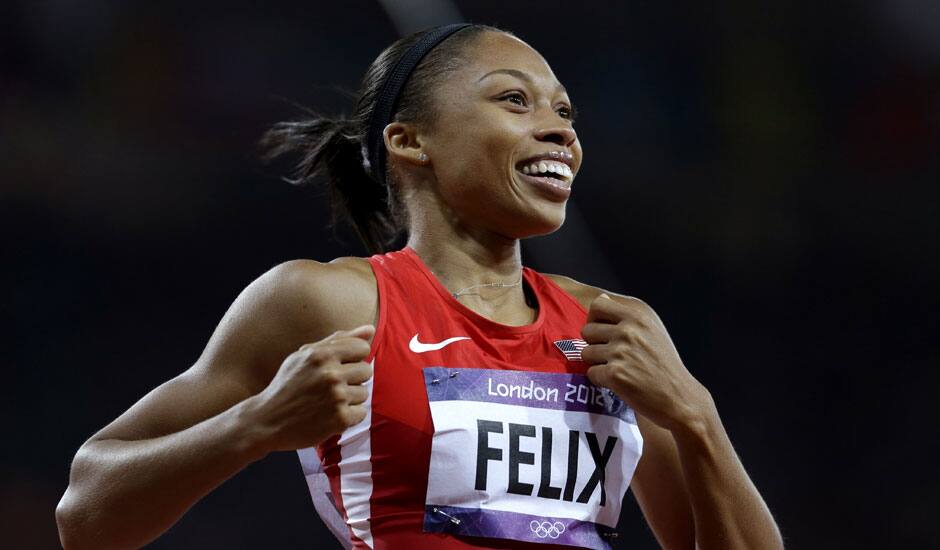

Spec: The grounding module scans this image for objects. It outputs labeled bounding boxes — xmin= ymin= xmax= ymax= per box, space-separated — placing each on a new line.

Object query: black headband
xmin=364 ymin=23 xmax=474 ymax=186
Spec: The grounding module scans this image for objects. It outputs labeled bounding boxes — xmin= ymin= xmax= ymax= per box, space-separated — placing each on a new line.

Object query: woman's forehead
xmin=463 ymin=32 xmax=562 ymax=91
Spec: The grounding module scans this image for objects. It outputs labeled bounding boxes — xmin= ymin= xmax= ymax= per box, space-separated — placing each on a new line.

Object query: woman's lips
xmin=516 ymin=169 xmax=571 ymax=201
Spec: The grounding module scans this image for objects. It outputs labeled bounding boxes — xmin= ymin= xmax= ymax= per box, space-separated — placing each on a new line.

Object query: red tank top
xmin=301 ymin=246 xmax=629 ymax=549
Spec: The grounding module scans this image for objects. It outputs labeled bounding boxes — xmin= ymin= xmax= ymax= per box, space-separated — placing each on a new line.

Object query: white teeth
xmin=547 ymin=162 xmax=570 ymax=179
xmin=518 ymin=159 xmax=574 ymax=180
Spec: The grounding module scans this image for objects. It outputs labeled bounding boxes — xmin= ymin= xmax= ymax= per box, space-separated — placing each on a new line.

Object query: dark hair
xmin=259 ymin=24 xmax=508 ymax=254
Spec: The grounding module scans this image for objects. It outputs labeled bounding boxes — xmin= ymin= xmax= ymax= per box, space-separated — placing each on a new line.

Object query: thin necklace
xmin=451 ymin=277 xmax=523 ymax=299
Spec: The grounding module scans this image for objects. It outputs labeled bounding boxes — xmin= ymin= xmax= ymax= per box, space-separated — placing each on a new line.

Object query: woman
xmin=56 ymin=24 xmax=783 ymax=550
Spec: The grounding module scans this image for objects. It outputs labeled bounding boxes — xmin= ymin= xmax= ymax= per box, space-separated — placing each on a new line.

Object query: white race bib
xmin=422 ymin=367 xmax=643 ymax=549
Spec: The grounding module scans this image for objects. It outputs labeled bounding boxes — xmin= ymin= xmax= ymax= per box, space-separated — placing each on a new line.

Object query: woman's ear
xmin=384 ymin=122 xmax=429 ymax=166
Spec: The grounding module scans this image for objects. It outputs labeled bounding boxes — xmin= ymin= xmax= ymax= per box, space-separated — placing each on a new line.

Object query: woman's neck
xmin=405 ymin=211 xmax=536 ymax=326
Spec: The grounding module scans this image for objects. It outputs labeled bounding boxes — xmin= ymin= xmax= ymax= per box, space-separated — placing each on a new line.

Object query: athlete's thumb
xmin=335 ymin=324 xmax=375 ymax=341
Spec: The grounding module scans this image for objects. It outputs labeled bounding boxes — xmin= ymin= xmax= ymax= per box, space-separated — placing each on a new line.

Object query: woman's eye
xmin=502 ymin=92 xmax=527 ymax=106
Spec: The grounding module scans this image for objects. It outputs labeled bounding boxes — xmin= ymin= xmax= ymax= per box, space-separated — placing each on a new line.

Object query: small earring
xmin=418 ymin=152 xmax=428 ymax=162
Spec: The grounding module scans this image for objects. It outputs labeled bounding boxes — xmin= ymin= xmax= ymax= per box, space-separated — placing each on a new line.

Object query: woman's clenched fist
xmin=580 ymin=294 xmax=713 ymax=433
xmin=247 ymin=324 xmax=375 ymax=453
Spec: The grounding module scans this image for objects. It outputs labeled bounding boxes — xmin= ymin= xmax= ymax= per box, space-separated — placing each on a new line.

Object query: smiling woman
xmin=55 ymin=23 xmax=783 ymax=550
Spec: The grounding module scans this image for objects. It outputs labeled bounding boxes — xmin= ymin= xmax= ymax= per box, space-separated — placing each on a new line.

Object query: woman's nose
xmin=533 ymin=125 xmax=577 ymax=147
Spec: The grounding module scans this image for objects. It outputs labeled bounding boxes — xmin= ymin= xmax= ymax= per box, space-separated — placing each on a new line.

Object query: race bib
xmin=422 ymin=367 xmax=643 ymax=549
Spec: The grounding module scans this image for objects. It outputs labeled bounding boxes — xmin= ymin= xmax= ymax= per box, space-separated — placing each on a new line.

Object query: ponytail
xmin=259 ymin=24 xmax=503 ymax=255
xmin=259 ymin=111 xmax=398 ymax=254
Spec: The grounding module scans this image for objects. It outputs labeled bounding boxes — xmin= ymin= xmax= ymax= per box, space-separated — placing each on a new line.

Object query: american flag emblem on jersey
xmin=553 ymin=338 xmax=588 ymax=361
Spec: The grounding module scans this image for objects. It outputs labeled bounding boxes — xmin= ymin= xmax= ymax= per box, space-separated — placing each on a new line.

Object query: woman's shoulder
xmin=542 ymin=272 xmax=652 ymax=314
xmin=261 ymin=255 xmax=378 ymax=334
xmin=177 ymin=256 xmax=377 ymax=396
xmin=541 ymin=273 xmax=604 ymax=310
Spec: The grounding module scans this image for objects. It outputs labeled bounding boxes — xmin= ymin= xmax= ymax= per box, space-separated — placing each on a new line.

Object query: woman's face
xmin=418 ymin=31 xmax=582 ymax=239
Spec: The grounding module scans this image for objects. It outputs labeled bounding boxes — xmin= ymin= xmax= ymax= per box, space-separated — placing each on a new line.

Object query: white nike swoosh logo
xmin=409 ymin=334 xmax=470 ymax=353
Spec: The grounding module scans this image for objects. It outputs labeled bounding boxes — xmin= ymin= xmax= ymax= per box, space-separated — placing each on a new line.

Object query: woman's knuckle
xmin=633 ymin=300 xmax=657 ymax=322
xmin=612 ymin=343 xmax=628 ymax=359
xmin=319 ymin=367 xmax=342 ymax=385
xmin=340 ymin=406 xmax=362 ymax=426
xmin=306 ymin=346 xmax=331 ymax=365
xmin=329 ymin=383 xmax=346 ymax=402
xmin=617 ymin=317 xmax=636 ymax=337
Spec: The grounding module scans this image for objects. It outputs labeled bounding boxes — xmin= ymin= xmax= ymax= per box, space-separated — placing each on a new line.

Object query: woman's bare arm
xmin=55 ymin=258 xmax=377 ymax=550
xmin=630 ymin=416 xmax=696 ymax=548
xmin=546 ymin=274 xmax=782 ymax=549
xmin=581 ymin=293 xmax=783 ymax=549
xmin=667 ymin=395 xmax=782 ymax=550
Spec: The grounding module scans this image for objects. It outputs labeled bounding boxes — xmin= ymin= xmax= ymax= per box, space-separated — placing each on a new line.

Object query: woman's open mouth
xmin=515 ymin=154 xmax=574 ymax=200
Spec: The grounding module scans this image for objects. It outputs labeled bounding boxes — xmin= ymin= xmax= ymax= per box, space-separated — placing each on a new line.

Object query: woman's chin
xmin=510 ymin=204 xmax=567 ymax=239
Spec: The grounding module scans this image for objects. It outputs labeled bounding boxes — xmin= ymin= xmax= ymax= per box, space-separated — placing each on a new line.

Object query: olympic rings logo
xmin=529 ymin=520 xmax=566 ymax=539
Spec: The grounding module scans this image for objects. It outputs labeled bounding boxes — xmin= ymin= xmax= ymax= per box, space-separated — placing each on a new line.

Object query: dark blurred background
xmin=4 ymin=0 xmax=938 ymax=548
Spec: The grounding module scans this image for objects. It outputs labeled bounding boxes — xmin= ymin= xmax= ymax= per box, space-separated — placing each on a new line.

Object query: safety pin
xmin=432 ymin=507 xmax=462 ymax=525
